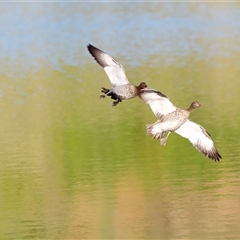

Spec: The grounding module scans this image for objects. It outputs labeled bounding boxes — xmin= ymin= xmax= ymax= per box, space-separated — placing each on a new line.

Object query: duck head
xmin=138 ymin=82 xmax=148 ymax=90
xmin=188 ymin=101 xmax=201 ymax=111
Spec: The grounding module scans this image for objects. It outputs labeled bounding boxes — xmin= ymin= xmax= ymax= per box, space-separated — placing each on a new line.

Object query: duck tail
xmin=146 ymin=123 xmax=154 ymax=134
xmin=146 ymin=122 xmax=164 ymax=139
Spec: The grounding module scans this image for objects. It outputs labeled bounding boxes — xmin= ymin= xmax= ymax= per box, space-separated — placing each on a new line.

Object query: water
xmin=0 ymin=2 xmax=240 ymax=239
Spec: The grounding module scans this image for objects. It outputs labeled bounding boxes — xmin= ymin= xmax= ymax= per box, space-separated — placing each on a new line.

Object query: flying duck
xmin=139 ymin=89 xmax=222 ymax=161
xmin=87 ymin=44 xmax=147 ymax=106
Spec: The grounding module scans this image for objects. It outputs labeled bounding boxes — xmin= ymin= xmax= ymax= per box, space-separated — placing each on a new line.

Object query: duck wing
xmin=139 ymin=89 xmax=177 ymax=116
xmin=175 ymin=120 xmax=222 ymax=161
xmin=87 ymin=44 xmax=129 ymax=86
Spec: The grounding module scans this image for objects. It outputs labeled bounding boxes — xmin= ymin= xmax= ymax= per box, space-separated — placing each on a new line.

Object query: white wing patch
xmin=139 ymin=89 xmax=177 ymax=116
xmin=175 ymin=120 xmax=221 ymax=161
xmin=87 ymin=44 xmax=129 ymax=86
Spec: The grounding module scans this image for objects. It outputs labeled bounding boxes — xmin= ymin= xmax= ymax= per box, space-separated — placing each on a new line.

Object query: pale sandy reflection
xmin=61 ymin=173 xmax=240 ymax=239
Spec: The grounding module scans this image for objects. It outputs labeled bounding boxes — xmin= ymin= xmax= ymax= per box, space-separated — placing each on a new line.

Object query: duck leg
xmin=99 ymin=94 xmax=106 ymax=98
xmin=99 ymin=87 xmax=122 ymax=106
xmin=101 ymin=87 xmax=110 ymax=94
xmin=99 ymin=87 xmax=111 ymax=99
xmin=160 ymin=132 xmax=171 ymax=146
xmin=112 ymin=98 xmax=122 ymax=107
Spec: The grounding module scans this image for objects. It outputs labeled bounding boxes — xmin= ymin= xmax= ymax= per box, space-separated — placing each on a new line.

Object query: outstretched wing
xmin=87 ymin=44 xmax=129 ymax=86
xmin=139 ymin=89 xmax=177 ymax=116
xmin=175 ymin=120 xmax=222 ymax=161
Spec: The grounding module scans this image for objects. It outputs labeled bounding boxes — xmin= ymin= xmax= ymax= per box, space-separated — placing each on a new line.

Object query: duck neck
xmin=186 ymin=105 xmax=194 ymax=112
xmin=137 ymin=84 xmax=143 ymax=91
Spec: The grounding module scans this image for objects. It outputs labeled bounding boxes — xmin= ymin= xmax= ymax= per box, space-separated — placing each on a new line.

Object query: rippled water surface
xmin=0 ymin=3 xmax=240 ymax=239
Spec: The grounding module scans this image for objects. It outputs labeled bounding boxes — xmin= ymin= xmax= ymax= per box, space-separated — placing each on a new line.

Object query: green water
xmin=0 ymin=3 xmax=240 ymax=239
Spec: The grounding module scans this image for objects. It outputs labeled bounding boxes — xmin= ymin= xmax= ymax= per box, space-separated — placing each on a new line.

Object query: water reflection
xmin=1 ymin=3 xmax=240 ymax=76
xmin=0 ymin=2 xmax=240 ymax=239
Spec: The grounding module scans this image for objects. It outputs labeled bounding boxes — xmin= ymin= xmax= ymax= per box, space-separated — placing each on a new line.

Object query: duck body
xmin=111 ymin=84 xmax=142 ymax=100
xmin=87 ymin=44 xmax=147 ymax=106
xmin=147 ymin=101 xmax=201 ymax=139
xmin=147 ymin=108 xmax=189 ymax=139
xmin=100 ymin=83 xmax=147 ymax=106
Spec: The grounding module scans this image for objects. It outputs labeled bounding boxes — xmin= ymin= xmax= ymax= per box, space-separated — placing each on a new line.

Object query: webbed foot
xmin=101 ymin=87 xmax=110 ymax=94
xmin=160 ymin=132 xmax=171 ymax=146
xmin=112 ymin=99 xmax=122 ymax=107
xmin=160 ymin=138 xmax=167 ymax=146
xmin=112 ymin=100 xmax=119 ymax=107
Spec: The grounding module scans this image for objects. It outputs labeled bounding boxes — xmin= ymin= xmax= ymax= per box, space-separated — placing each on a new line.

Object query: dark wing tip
xmin=87 ymin=43 xmax=100 ymax=52
xmin=140 ymin=89 xmax=169 ymax=99
xmin=215 ymin=152 xmax=222 ymax=161
xmin=207 ymin=149 xmax=222 ymax=162
xmin=87 ymin=43 xmax=94 ymax=53
xmin=195 ymin=142 xmax=221 ymax=161
xmin=87 ymin=44 xmax=109 ymax=68
xmin=155 ymin=90 xmax=169 ymax=99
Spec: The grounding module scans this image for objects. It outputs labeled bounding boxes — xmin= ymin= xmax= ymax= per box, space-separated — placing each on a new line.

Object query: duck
xmin=139 ymin=89 xmax=222 ymax=161
xmin=87 ymin=44 xmax=147 ymax=106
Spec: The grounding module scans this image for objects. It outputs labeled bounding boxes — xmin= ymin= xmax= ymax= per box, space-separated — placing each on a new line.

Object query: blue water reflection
xmin=1 ymin=3 xmax=240 ymax=76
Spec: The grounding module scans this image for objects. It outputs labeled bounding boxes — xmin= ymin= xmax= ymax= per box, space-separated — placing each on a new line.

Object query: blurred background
xmin=0 ymin=2 xmax=240 ymax=239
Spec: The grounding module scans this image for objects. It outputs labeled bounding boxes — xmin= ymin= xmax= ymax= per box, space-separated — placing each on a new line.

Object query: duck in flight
xmin=139 ymin=89 xmax=222 ymax=161
xmin=87 ymin=44 xmax=147 ymax=106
